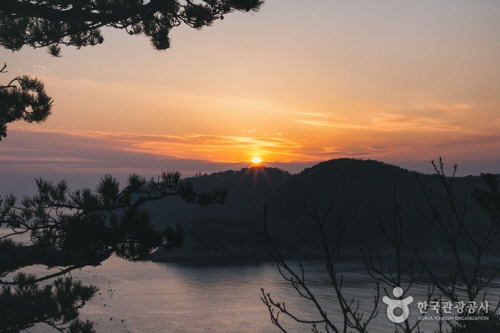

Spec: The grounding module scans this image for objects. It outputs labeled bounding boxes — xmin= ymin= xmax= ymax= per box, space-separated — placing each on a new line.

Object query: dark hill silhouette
xmin=146 ymin=166 xmax=292 ymax=226
xmin=147 ymin=159 xmax=493 ymax=261
xmin=264 ymin=159 xmax=490 ymax=253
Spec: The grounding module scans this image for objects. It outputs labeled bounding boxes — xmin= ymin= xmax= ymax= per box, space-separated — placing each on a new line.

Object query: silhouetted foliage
xmin=0 ymin=0 xmax=264 ymax=56
xmin=0 ymin=274 xmax=97 ymax=333
xmin=0 ymin=2 xmax=263 ymax=330
xmin=0 ymin=63 xmax=53 ymax=140
xmin=0 ymin=171 xmax=226 ymax=332
xmin=261 ymin=202 xmax=380 ymax=333
xmin=0 ymin=0 xmax=263 ymax=136
xmin=363 ymin=184 xmax=432 ymax=333
xmin=416 ymin=159 xmax=500 ymax=333
xmin=261 ymin=159 xmax=500 ymax=333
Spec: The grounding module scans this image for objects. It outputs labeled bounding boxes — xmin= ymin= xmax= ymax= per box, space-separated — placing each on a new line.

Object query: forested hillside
xmin=147 ymin=159 xmax=493 ymax=262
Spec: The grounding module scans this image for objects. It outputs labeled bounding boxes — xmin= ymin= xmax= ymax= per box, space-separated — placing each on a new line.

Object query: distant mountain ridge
xmin=146 ymin=159 xmax=493 ymax=261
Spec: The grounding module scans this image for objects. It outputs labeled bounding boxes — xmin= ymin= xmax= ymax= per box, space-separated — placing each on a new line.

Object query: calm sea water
xmin=2 ymin=228 xmax=500 ymax=333
xmin=28 ymin=257 xmax=500 ymax=333
xmin=30 ymin=257 xmax=392 ymax=333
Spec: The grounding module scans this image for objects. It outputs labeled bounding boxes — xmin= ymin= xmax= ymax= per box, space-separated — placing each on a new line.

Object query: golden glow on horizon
xmin=3 ymin=2 xmax=500 ymax=172
xmin=251 ymin=157 xmax=262 ymax=165
xmin=12 ymin=125 xmax=500 ymax=168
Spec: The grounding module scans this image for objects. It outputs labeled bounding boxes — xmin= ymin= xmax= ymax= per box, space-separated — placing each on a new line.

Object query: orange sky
xmin=1 ymin=1 xmax=500 ymax=191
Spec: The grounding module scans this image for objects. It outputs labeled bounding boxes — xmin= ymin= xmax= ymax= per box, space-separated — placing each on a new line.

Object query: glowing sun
xmin=251 ymin=157 xmax=262 ymax=165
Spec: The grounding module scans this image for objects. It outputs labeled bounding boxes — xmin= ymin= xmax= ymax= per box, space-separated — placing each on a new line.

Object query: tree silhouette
xmin=0 ymin=0 xmax=263 ymax=135
xmin=0 ymin=0 xmax=264 ymax=56
xmin=261 ymin=202 xmax=379 ymax=333
xmin=0 ymin=63 xmax=53 ymax=140
xmin=362 ymin=184 xmax=432 ymax=333
xmin=0 ymin=1 xmax=261 ymax=332
xmin=0 ymin=172 xmax=226 ymax=332
xmin=416 ymin=159 xmax=500 ymax=333
xmin=262 ymin=160 xmax=500 ymax=333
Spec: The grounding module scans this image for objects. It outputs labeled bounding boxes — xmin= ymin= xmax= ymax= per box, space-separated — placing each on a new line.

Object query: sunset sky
xmin=1 ymin=1 xmax=500 ymax=194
